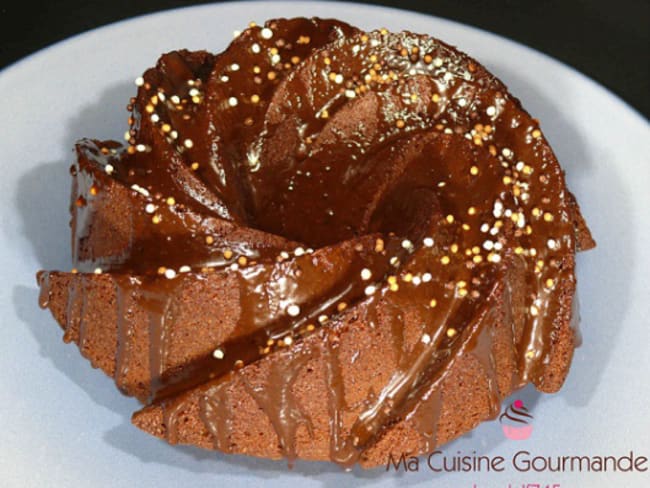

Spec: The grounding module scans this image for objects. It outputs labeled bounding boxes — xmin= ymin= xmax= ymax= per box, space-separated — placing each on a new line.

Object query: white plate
xmin=1 ymin=2 xmax=649 ymax=487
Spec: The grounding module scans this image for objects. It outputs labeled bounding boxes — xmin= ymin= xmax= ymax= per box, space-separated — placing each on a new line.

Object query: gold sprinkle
xmin=396 ymin=119 xmax=405 ymax=129
xmin=532 ymin=129 xmax=542 ymax=138
xmin=544 ymin=212 xmax=554 ymax=222
xmin=89 ymin=185 xmax=98 ymax=196
xmin=267 ymin=71 xmax=277 ymax=80
xmin=545 ymin=278 xmax=555 ymax=288
xmin=70 ymin=267 xmax=78 ymax=274
xmin=429 ymin=299 xmax=437 ymax=308
xmin=457 ymin=288 xmax=468 ymax=297
xmin=223 ymin=249 xmax=233 ymax=259
xmin=151 ymin=215 xmax=161 ymax=224
xmin=472 ymin=255 xmax=483 ymax=264
xmin=440 ymin=256 xmax=450 ymax=265
xmin=205 ymin=235 xmax=214 ymax=245
xmin=337 ymin=302 xmax=347 ymax=312
xmin=387 ymin=276 xmax=398 ymax=285
xmin=502 ymin=176 xmax=512 ymax=185
xmin=191 ymin=162 xmax=199 ymax=171
xmin=234 ymin=360 xmax=244 ymax=369
xmin=250 ymin=94 xmax=260 ymax=103
xmin=470 ymin=165 xmax=479 ymax=175
xmin=320 ymin=109 xmax=329 ymax=119
xmin=468 ymin=206 xmax=476 ymax=215
xmin=515 ymin=246 xmax=524 ymax=255
xmin=446 ymin=328 xmax=457 ymax=338
xmin=238 ymin=256 xmax=248 ymax=266
xmin=166 ymin=197 xmax=175 ymax=206
xmin=403 ymin=273 xmax=413 ymax=283
xmin=446 ymin=214 xmax=455 ymax=224
xmin=526 ymin=350 xmax=535 ymax=359
xmin=374 ymin=238 xmax=385 ymax=252
xmin=450 ymin=243 xmax=459 ymax=254
xmin=431 ymin=93 xmax=440 ymax=103
xmin=157 ymin=266 xmax=166 ymax=275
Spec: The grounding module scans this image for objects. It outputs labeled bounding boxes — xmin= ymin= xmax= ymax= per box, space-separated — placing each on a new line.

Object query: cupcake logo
xmin=499 ymin=399 xmax=534 ymax=440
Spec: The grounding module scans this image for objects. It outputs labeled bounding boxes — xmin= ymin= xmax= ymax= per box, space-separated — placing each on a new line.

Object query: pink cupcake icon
xmin=499 ymin=399 xmax=534 ymax=440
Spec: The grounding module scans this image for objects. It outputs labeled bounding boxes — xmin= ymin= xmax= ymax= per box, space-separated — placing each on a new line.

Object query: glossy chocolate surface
xmin=38 ymin=17 xmax=593 ymax=466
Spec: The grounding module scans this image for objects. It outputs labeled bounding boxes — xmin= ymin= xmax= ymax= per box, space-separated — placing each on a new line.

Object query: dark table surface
xmin=1 ymin=0 xmax=648 ymax=118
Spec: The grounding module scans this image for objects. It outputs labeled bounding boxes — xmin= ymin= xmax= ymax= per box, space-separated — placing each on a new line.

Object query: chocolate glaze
xmin=37 ymin=17 xmax=594 ymax=466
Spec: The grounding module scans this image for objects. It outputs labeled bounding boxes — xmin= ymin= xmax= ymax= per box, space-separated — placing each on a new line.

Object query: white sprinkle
xmin=271 ymin=54 xmax=281 ymax=64
xmin=457 ymin=97 xmax=467 ymax=107
xmin=493 ymin=200 xmax=504 ymax=218
xmin=183 ymin=139 xmax=194 ymax=149
xmin=213 ymin=348 xmax=225 ymax=359
xmin=280 ymin=251 xmax=290 ymax=260
xmin=389 ymin=256 xmax=400 ymax=266
xmin=294 ymin=247 xmax=305 ymax=257
xmin=104 ymin=164 xmax=114 ymax=175
xmin=170 ymin=95 xmax=181 ymax=104
xmin=318 ymin=315 xmax=329 ymax=324
xmin=179 ymin=265 xmax=191 ymax=273
xmin=422 ymin=273 xmax=432 ymax=283
xmin=220 ymin=75 xmax=230 ymax=82
xmin=228 ymin=97 xmax=238 ymax=107
xmin=494 ymin=241 xmax=503 ymax=251
xmin=530 ymin=305 xmax=539 ymax=317
xmin=93 ymin=267 xmax=102 ymax=275
xmin=157 ymin=92 xmax=166 ymax=102
xmin=421 ymin=333 xmax=431 ymax=344
xmin=502 ymin=148 xmax=512 ymax=158
xmin=517 ymin=213 xmax=526 ymax=228
xmin=284 ymin=336 xmax=293 ymax=346
xmin=547 ymin=239 xmax=558 ymax=250
xmin=360 ymin=268 xmax=372 ymax=281
xmin=401 ymin=239 xmax=413 ymax=250
xmin=261 ymin=27 xmax=273 ymax=39
xmin=188 ymin=88 xmax=200 ymax=97
xmin=443 ymin=72 xmax=453 ymax=82
xmin=233 ymin=30 xmax=241 ymax=38
xmin=164 ymin=268 xmax=177 ymax=279
xmin=134 ymin=76 xmax=144 ymax=86
xmin=515 ymin=161 xmax=525 ymax=171
xmin=251 ymin=43 xmax=261 ymax=54
xmin=482 ymin=240 xmax=494 ymax=251
xmin=150 ymin=113 xmax=160 ymax=123
xmin=230 ymin=63 xmax=240 ymax=71
xmin=433 ymin=57 xmax=443 ymax=67
xmin=486 ymin=106 xmax=496 ymax=117
xmin=364 ymin=285 xmax=377 ymax=296
xmin=480 ymin=223 xmax=490 ymax=233
xmin=489 ymin=253 xmax=502 ymax=263
xmin=287 ymin=304 xmax=301 ymax=317
xmin=136 ymin=144 xmax=147 ymax=152
xmin=423 ymin=237 xmax=434 ymax=247
xmin=170 ymin=130 xmax=178 ymax=139
xmin=131 ymin=184 xmax=150 ymax=197
xmin=145 ymin=203 xmax=156 ymax=214
xmin=229 ymin=263 xmax=239 ymax=271
xmin=489 ymin=226 xmax=499 ymax=236
xmin=412 ymin=276 xmax=422 ymax=286
xmin=334 ymin=74 xmax=344 ymax=84
xmin=345 ymin=89 xmax=356 ymax=98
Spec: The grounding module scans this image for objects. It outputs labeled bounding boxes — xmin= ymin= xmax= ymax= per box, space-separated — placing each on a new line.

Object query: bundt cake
xmin=37 ymin=17 xmax=595 ymax=468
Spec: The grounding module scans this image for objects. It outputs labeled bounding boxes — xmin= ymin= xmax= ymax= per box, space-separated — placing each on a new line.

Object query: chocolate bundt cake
xmin=37 ymin=17 xmax=595 ymax=468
